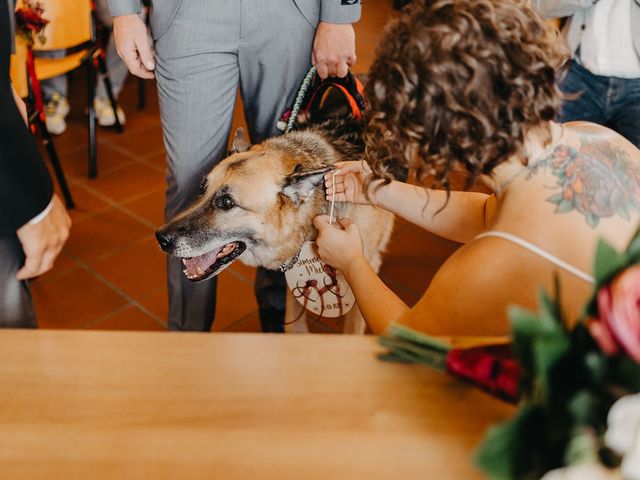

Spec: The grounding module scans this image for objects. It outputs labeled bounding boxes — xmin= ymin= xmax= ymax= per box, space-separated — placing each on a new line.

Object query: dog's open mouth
xmin=181 ymin=241 xmax=246 ymax=282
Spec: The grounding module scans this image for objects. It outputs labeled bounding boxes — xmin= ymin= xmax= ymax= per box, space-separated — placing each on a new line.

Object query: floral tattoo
xmin=530 ymin=139 xmax=640 ymax=228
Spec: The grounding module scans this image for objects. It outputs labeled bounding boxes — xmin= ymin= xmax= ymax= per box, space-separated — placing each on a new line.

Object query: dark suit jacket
xmin=1 ymin=0 xmax=53 ymax=235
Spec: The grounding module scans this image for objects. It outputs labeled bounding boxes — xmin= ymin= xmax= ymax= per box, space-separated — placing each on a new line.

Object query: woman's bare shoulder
xmin=563 ymin=121 xmax=640 ymax=157
xmin=523 ymin=122 xmax=640 ymax=230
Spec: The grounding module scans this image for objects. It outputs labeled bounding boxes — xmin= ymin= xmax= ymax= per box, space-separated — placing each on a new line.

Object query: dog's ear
xmin=230 ymin=128 xmax=250 ymax=154
xmin=282 ymin=164 xmax=332 ymax=205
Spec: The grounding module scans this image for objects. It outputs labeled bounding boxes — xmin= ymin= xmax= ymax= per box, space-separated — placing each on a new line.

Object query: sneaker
xmin=44 ymin=92 xmax=69 ymax=135
xmin=46 ymin=92 xmax=70 ymax=117
xmin=94 ymin=97 xmax=126 ymax=127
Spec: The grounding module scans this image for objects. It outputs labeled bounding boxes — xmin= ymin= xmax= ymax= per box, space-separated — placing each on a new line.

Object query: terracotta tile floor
xmin=31 ymin=1 xmax=462 ymax=333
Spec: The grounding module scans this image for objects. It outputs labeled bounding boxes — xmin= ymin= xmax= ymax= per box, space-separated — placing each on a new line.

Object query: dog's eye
xmin=215 ymin=194 xmax=235 ymax=211
xmin=199 ymin=178 xmax=208 ymax=195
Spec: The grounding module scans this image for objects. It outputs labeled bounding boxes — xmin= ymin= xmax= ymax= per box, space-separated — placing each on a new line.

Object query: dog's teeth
xmin=183 ymin=269 xmax=189 ymax=275
xmin=196 ymin=267 xmax=205 ymax=275
xmin=182 ymin=259 xmax=188 ymax=266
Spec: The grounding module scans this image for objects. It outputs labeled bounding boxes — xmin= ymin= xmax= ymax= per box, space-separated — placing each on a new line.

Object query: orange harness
xmin=278 ymin=69 xmax=366 ymax=130
xmin=303 ymin=72 xmax=366 ymax=120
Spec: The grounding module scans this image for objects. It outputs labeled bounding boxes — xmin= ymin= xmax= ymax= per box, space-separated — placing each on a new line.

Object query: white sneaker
xmin=44 ymin=92 xmax=69 ymax=135
xmin=94 ymin=97 xmax=126 ymax=127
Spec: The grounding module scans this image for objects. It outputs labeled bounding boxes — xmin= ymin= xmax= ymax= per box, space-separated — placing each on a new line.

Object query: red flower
xmin=446 ymin=345 xmax=522 ymax=402
xmin=589 ymin=265 xmax=640 ymax=362
xmin=14 ymin=1 xmax=49 ymax=47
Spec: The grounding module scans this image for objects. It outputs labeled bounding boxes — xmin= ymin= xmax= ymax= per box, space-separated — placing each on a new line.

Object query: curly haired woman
xmin=313 ymin=0 xmax=640 ymax=336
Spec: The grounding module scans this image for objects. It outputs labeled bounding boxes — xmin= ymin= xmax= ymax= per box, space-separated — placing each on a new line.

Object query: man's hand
xmin=312 ymin=22 xmax=356 ymax=79
xmin=16 ymin=195 xmax=71 ymax=280
xmin=113 ymin=14 xmax=155 ymax=79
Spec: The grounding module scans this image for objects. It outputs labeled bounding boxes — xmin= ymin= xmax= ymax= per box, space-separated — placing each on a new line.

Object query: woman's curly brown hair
xmin=364 ymin=0 xmax=568 ymax=194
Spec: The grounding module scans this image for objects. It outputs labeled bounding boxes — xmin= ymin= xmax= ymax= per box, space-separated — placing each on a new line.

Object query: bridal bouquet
xmin=14 ymin=0 xmax=49 ymax=47
xmin=379 ymin=225 xmax=640 ymax=479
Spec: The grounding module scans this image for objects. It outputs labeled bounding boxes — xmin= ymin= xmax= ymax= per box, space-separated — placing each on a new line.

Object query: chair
xmin=10 ymin=37 xmax=75 ymax=209
xmin=31 ymin=0 xmax=124 ymax=179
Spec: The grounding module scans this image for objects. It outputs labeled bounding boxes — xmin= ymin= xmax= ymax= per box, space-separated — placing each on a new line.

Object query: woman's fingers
xmin=313 ymin=215 xmax=333 ymax=231
xmin=324 ymin=179 xmax=348 ymax=201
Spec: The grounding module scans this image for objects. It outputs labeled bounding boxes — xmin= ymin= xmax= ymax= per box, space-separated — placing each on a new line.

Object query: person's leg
xmin=94 ymin=0 xmax=132 ymax=126
xmin=239 ymin=0 xmax=316 ymax=332
xmin=41 ymin=75 xmax=68 ymax=102
xmin=94 ymin=0 xmax=139 ymax=101
xmin=154 ymin=1 xmax=241 ymax=331
xmin=606 ymin=76 xmax=640 ymax=148
xmin=41 ymin=75 xmax=69 ymax=135
xmin=0 ymin=236 xmax=37 ymax=328
xmin=556 ymin=61 xmax=608 ymax=124
xmin=93 ymin=31 xmax=130 ymax=127
xmin=95 ymin=33 xmax=130 ymax=100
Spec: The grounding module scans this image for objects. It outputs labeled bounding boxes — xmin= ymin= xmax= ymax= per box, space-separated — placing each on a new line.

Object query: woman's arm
xmin=326 ymin=161 xmax=491 ymax=243
xmin=341 ymin=255 xmax=409 ymax=334
xmin=313 ymin=215 xmax=409 ymax=332
xmin=314 ymin=216 xmax=542 ymax=336
xmin=374 ymin=181 xmax=491 ymax=244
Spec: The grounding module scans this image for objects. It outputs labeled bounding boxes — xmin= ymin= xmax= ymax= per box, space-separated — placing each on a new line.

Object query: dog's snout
xmin=155 ymin=229 xmax=176 ymax=251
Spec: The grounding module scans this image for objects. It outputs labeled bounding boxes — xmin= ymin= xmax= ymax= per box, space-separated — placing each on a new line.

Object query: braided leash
xmin=285 ymin=65 xmax=317 ymax=133
xmin=277 ymin=65 xmax=318 ymax=273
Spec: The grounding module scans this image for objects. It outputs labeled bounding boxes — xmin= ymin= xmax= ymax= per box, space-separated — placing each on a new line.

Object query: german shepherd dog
xmin=155 ymin=116 xmax=395 ymax=333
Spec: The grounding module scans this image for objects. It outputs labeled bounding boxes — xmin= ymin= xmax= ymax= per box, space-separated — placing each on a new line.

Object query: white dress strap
xmin=475 ymin=230 xmax=595 ymax=284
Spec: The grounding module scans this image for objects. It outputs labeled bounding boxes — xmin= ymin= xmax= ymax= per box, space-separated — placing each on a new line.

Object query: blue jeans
xmin=557 ymin=60 xmax=640 ymax=148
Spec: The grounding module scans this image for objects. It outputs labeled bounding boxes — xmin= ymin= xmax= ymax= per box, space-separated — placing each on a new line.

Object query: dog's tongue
xmin=184 ymin=248 xmax=222 ymax=277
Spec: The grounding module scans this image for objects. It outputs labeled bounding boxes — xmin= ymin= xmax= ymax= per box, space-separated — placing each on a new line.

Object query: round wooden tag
xmin=284 ymin=241 xmax=355 ymax=318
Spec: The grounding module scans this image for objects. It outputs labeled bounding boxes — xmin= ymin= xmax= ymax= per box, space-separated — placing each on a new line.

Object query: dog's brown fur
xmin=157 ymin=119 xmax=394 ymax=333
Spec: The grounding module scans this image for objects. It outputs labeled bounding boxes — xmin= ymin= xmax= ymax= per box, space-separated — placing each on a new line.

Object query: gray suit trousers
xmin=153 ymin=0 xmax=316 ymax=331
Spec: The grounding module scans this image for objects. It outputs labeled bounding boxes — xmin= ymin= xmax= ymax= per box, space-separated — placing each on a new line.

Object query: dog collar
xmin=277 ymin=249 xmax=301 ymax=272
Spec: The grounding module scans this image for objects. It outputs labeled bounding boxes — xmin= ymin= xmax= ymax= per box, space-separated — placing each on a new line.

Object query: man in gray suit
xmin=107 ymin=0 xmax=361 ymax=331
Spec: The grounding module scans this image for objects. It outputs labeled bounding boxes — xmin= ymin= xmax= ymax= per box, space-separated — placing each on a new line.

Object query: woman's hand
xmin=324 ymin=161 xmax=383 ymax=206
xmin=313 ymin=215 xmax=365 ymax=275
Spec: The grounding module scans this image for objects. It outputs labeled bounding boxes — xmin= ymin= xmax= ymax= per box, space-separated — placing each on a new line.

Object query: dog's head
xmin=155 ymin=128 xmax=333 ymax=282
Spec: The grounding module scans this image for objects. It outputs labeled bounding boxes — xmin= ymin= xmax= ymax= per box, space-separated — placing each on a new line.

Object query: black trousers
xmin=0 ymin=236 xmax=37 ymax=328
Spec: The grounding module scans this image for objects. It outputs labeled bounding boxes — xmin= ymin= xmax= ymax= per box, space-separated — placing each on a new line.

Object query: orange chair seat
xmin=34 ymin=50 xmax=90 ymax=81
xmin=9 ymin=39 xmax=29 ymax=98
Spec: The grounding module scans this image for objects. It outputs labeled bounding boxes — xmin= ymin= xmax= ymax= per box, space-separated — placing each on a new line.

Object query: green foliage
xmin=476 ymin=227 xmax=640 ymax=479
xmin=378 ymin=324 xmax=451 ymax=371
xmin=585 ymin=237 xmax=633 ymax=317
xmin=475 ymin=405 xmax=550 ymax=480
xmin=594 ymin=240 xmax=628 ymax=287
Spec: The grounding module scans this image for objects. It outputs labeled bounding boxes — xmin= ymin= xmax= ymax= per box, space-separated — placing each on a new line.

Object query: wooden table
xmin=0 ymin=330 xmax=514 ymax=479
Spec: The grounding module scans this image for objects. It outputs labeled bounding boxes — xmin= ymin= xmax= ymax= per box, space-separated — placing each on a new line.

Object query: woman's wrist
xmin=370 ymin=179 xmax=393 ymax=208
xmin=341 ymin=254 xmax=370 ymax=283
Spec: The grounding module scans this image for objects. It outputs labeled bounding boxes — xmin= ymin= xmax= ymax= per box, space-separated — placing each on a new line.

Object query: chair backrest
xmin=9 ymin=38 xmax=29 ymax=98
xmin=546 ymin=18 xmax=561 ymax=31
xmin=28 ymin=0 xmax=94 ymax=53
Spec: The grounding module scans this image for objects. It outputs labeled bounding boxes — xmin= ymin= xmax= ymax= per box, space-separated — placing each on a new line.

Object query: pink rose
xmin=589 ymin=265 xmax=640 ymax=361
